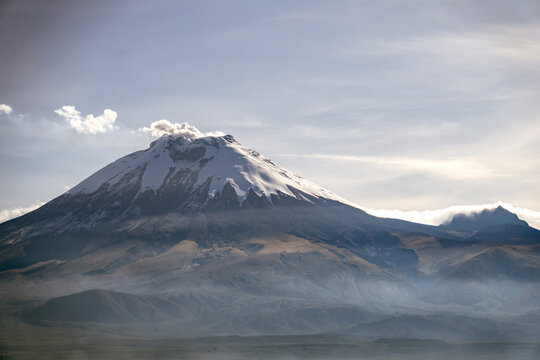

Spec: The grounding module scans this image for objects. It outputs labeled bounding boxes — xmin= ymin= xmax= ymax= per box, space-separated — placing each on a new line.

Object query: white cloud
xmin=278 ymin=153 xmax=494 ymax=180
xmin=365 ymin=24 xmax=540 ymax=98
xmin=222 ymin=118 xmax=265 ymax=129
xmin=54 ymin=105 xmax=118 ymax=134
xmin=362 ymin=202 xmax=540 ymax=230
xmin=0 ymin=201 xmax=45 ymax=224
xmin=0 ymin=104 xmax=13 ymax=115
xmin=379 ymin=25 xmax=540 ymax=70
xmin=139 ymin=120 xmax=225 ymax=139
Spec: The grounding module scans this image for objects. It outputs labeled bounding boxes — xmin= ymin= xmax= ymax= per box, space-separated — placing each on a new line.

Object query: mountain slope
xmin=465 ymin=224 xmax=540 ymax=244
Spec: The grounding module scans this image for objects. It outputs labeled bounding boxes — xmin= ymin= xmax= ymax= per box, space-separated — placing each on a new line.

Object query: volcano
xmin=0 ymin=132 xmax=444 ymax=272
xmin=1 ymin=129 xmax=539 ymax=338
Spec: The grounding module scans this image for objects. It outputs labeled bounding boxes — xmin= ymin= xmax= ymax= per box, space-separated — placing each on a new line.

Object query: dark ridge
xmin=205 ymin=181 xmax=241 ymax=211
xmin=465 ymin=224 xmax=540 ymax=244
xmin=241 ymin=189 xmax=272 ymax=209
xmin=442 ymin=206 xmax=528 ymax=232
xmin=167 ymin=145 xmax=206 ymax=162
xmin=24 ymin=289 xmax=185 ymax=324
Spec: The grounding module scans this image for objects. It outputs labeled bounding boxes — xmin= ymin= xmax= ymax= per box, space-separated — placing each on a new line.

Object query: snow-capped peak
xmin=67 ymin=131 xmax=348 ymax=207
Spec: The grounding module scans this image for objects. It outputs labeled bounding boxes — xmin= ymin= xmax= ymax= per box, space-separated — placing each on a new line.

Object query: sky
xmin=1 ymin=0 xmax=539 ymax=227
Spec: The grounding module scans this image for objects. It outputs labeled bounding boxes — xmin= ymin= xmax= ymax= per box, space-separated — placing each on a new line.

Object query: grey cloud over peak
xmin=139 ymin=120 xmax=225 ymax=139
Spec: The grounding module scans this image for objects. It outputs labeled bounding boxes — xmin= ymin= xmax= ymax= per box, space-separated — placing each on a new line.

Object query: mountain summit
xmin=57 ymin=133 xmax=348 ymax=222
xmin=442 ymin=205 xmax=529 ymax=232
xmin=0 ymin=132 xmax=352 ymax=240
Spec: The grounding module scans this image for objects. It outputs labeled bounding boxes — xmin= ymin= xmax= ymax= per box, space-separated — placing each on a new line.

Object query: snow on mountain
xmin=68 ymin=133 xmax=348 ymax=206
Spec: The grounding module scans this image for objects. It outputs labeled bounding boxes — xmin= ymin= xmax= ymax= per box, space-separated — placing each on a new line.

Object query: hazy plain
xmin=1 ymin=315 xmax=539 ymax=360
xmin=2 ymin=334 xmax=539 ymax=360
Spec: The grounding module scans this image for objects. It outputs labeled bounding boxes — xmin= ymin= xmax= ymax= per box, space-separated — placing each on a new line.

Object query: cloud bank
xmin=54 ymin=105 xmax=117 ymax=134
xmin=139 ymin=120 xmax=225 ymax=139
xmin=362 ymin=202 xmax=540 ymax=229
xmin=0 ymin=104 xmax=13 ymax=114
xmin=0 ymin=201 xmax=45 ymax=224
